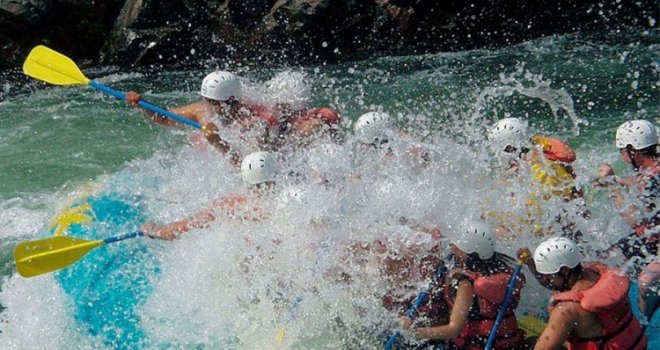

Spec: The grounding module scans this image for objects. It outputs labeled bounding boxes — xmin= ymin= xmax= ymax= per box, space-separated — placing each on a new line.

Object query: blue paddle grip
xmin=103 ymin=231 xmax=143 ymax=244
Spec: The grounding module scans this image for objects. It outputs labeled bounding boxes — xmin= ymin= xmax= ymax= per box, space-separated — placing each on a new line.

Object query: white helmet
xmin=453 ymin=220 xmax=496 ymax=259
xmin=354 ymin=111 xmax=392 ymax=144
xmin=488 ymin=118 xmax=529 ymax=150
xmin=615 ymin=120 xmax=658 ymax=150
xmin=533 ymin=237 xmax=581 ymax=275
xmin=200 ymin=71 xmax=242 ymax=101
xmin=267 ymin=71 xmax=311 ymax=110
xmin=240 ymin=152 xmax=278 ymax=185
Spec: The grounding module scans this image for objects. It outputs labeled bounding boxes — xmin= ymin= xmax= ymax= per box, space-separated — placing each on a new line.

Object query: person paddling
xmin=486 ymin=117 xmax=586 ymax=239
xmin=398 ymin=220 xmax=527 ymax=350
xmin=352 ymin=111 xmax=432 ymax=174
xmin=518 ymin=237 xmax=647 ymax=350
xmin=126 ymin=71 xmax=277 ymax=161
xmin=141 ymin=151 xmax=279 ymax=240
xmin=262 ymin=71 xmax=341 ymax=149
xmin=592 ymin=119 xmax=659 ymax=319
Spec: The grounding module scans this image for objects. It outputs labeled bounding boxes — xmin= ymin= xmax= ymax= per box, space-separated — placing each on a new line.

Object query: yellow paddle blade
xmin=14 ymin=236 xmax=103 ymax=278
xmin=519 ymin=315 xmax=547 ymax=338
xmin=274 ymin=327 xmax=287 ymax=344
xmin=23 ymin=45 xmax=90 ymax=86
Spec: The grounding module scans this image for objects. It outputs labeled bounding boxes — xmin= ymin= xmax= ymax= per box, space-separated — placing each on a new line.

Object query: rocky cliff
xmin=0 ymin=0 xmax=656 ymax=71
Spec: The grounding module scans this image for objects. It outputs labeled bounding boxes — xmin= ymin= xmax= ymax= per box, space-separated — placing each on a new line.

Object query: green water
xmin=1 ymin=29 xmax=657 ymax=199
xmin=0 ymin=27 xmax=658 ymax=349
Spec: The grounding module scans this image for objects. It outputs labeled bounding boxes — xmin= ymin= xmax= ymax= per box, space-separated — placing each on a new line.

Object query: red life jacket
xmin=239 ymin=104 xmax=279 ymax=129
xmin=304 ymin=107 xmax=340 ymax=125
xmin=445 ymin=269 xmax=526 ymax=350
xmin=549 ymin=263 xmax=647 ymax=350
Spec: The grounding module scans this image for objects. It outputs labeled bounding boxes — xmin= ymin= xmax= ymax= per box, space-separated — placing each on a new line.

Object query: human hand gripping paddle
xmin=13 ymin=231 xmax=143 ymax=278
xmin=483 ymin=251 xmax=530 ymax=350
xmin=22 ymin=45 xmax=202 ymax=130
xmin=384 ymin=257 xmax=449 ymax=350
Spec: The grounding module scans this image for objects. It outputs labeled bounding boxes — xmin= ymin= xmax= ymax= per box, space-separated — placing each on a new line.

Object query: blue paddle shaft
xmin=103 ymin=231 xmax=143 ymax=244
xmin=384 ymin=291 xmax=432 ymax=349
xmin=484 ymin=263 xmax=523 ymax=350
xmin=88 ymin=80 xmax=202 ymax=129
xmin=384 ymin=259 xmax=449 ymax=350
xmin=384 ymin=331 xmax=402 ymax=349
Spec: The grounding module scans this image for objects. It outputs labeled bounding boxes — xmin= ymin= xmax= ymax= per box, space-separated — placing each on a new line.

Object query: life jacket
xmin=527 ymin=135 xmax=578 ymax=199
xmin=445 ymin=269 xmax=527 ymax=350
xmin=239 ymin=105 xmax=279 ymax=129
xmin=531 ymin=135 xmax=576 ymax=163
xmin=304 ymin=107 xmax=340 ymax=125
xmin=549 ymin=263 xmax=647 ymax=350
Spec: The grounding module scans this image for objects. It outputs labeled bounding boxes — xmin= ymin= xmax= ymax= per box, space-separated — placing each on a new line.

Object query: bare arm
xmin=140 ymin=207 xmax=218 ymax=240
xmin=413 ymin=279 xmax=472 ymax=340
xmin=126 ymin=91 xmax=205 ymax=127
xmin=534 ymin=301 xmax=580 ymax=350
xmin=593 ymin=164 xmax=648 ymax=227
xmin=201 ymin=122 xmax=241 ymax=165
xmin=168 ymin=102 xmax=205 ymax=125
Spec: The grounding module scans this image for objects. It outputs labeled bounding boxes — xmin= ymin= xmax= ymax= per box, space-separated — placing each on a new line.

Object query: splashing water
xmin=0 ymin=29 xmax=658 ymax=349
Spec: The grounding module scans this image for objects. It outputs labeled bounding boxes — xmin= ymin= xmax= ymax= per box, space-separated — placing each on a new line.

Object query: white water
xmin=0 ymin=62 xmax=651 ymax=349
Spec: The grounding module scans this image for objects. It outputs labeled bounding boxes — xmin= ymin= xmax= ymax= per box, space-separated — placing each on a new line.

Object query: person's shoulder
xmin=551 ymin=298 xmax=584 ymax=318
xmin=172 ymin=100 xmax=207 ymax=115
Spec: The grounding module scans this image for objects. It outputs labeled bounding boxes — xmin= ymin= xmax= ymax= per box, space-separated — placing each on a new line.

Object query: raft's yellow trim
xmin=49 ymin=203 xmax=92 ymax=236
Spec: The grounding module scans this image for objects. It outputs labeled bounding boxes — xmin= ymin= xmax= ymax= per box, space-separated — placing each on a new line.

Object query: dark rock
xmin=0 ymin=0 xmax=657 ymax=71
xmin=0 ymin=0 xmax=123 ymax=71
xmin=100 ymin=0 xmax=217 ymax=66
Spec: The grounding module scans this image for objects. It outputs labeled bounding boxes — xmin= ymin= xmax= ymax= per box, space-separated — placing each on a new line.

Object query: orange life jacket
xmin=531 ymin=135 xmax=576 ymax=163
xmin=240 ymin=105 xmax=280 ymax=129
xmin=528 ymin=135 xmax=578 ymax=199
xmin=549 ymin=263 xmax=647 ymax=350
xmin=304 ymin=107 xmax=340 ymax=125
xmin=445 ymin=269 xmax=527 ymax=350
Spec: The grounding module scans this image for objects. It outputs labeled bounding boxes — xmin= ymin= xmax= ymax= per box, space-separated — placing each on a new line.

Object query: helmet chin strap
xmin=625 ymin=147 xmax=640 ymax=172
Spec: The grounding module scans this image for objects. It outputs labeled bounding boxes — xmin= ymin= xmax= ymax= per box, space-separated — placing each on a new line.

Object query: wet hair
xmin=463 ymin=251 xmax=515 ymax=276
xmin=635 ymin=144 xmax=658 ymax=157
xmin=565 ymin=262 xmax=583 ymax=277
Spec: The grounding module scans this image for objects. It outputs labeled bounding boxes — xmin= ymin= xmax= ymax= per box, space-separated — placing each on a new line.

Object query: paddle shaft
xmin=88 ymin=81 xmax=202 ymax=129
xmin=384 ymin=259 xmax=448 ymax=350
xmin=484 ymin=262 xmax=524 ymax=350
xmin=104 ymin=231 xmax=144 ymax=244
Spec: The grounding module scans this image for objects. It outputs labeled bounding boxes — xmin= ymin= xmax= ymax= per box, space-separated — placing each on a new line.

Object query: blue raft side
xmin=629 ymin=280 xmax=659 ymax=348
xmin=54 ymin=194 xmax=160 ymax=350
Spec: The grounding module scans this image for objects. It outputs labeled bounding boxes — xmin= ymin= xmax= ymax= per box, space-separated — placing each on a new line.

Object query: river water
xmin=0 ymin=28 xmax=657 ymax=349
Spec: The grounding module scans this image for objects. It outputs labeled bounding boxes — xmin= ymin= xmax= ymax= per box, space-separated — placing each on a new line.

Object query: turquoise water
xmin=0 ymin=28 xmax=658 ymax=348
xmin=54 ymin=194 xmax=156 ymax=350
xmin=0 ymin=30 xmax=657 ymax=198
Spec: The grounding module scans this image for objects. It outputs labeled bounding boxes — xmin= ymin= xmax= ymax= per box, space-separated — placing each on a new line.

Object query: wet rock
xmin=0 ymin=0 xmax=123 ymax=71
xmin=0 ymin=0 xmax=656 ymax=71
xmin=99 ymin=0 xmax=216 ymax=66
